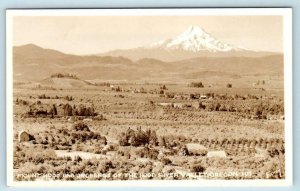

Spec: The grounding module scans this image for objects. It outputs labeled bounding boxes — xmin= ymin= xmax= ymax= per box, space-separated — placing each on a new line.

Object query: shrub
xmin=65 ymin=95 xmax=74 ymax=101
xmin=268 ymin=148 xmax=280 ymax=157
xmin=131 ymin=128 xmax=149 ymax=146
xmin=63 ymin=104 xmax=73 ymax=116
xmin=94 ymin=114 xmax=105 ymax=121
xmin=118 ymin=132 xmax=130 ymax=146
xmin=161 ymin=158 xmax=172 ymax=165
xmin=190 ymin=94 xmax=196 ymax=99
xmin=135 ymin=147 xmax=159 ymax=160
xmin=98 ymin=136 xmax=107 ymax=145
xmin=226 ymin=83 xmax=232 ymax=88
xmin=160 ymin=85 xmax=168 ymax=90
xmin=73 ymin=122 xmax=90 ymax=132
xmin=38 ymin=94 xmax=50 ymax=99
xmin=51 ymin=73 xmax=78 ymax=79
xmin=179 ymin=146 xmax=189 ymax=156
xmin=74 ymin=156 xmax=82 ymax=162
xmin=118 ymin=128 xmax=158 ymax=147
xmin=98 ymin=160 xmax=114 ymax=173
xmin=158 ymin=136 xmax=167 ymax=147
xmin=165 ymin=92 xmax=175 ymax=98
xmin=188 ymin=149 xmax=208 ymax=156
xmin=48 ymin=104 xmax=57 ymax=116
xmin=189 ymin=82 xmax=204 ymax=88
xmin=190 ymin=163 xmax=206 ymax=173
xmin=15 ymin=98 xmax=29 ymax=105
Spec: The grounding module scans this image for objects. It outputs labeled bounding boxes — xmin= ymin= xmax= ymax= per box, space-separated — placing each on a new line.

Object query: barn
xmin=200 ymin=95 xmax=207 ymax=99
xmin=18 ymin=130 xmax=30 ymax=142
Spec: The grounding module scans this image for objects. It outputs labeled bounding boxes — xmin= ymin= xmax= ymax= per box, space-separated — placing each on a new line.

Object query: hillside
xmin=40 ymin=76 xmax=93 ymax=89
xmin=13 ymin=44 xmax=283 ymax=87
xmin=13 ymin=44 xmax=133 ymax=82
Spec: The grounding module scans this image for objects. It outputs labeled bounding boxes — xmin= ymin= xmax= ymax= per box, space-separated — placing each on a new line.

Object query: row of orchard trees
xmin=28 ymin=102 xmax=97 ymax=117
xmin=189 ymin=81 xmax=232 ymax=88
xmin=200 ymin=99 xmax=284 ymax=116
xmin=51 ymin=103 xmax=96 ymax=117
xmin=50 ymin=73 xmax=78 ymax=79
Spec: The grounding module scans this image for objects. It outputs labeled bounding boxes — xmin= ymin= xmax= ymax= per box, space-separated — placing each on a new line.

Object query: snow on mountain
xmin=148 ymin=25 xmax=237 ymax=52
xmin=100 ymin=25 xmax=277 ymax=62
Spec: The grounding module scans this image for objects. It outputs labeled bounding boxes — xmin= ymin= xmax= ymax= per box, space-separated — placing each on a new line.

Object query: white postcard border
xmin=6 ymin=8 xmax=293 ymax=187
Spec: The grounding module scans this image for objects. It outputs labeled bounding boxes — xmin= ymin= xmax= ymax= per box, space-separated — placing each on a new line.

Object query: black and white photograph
xmin=6 ymin=8 xmax=292 ymax=187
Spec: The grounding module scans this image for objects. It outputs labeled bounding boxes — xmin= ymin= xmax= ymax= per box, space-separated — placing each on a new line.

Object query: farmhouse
xmin=200 ymin=95 xmax=207 ymax=99
xmin=18 ymin=130 xmax=31 ymax=142
xmin=207 ymin=150 xmax=227 ymax=158
xmin=158 ymin=103 xmax=173 ymax=107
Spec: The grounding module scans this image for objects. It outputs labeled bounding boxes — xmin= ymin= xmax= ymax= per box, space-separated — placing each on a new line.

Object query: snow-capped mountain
xmin=100 ymin=25 xmax=277 ymax=62
xmin=148 ymin=25 xmax=236 ymax=52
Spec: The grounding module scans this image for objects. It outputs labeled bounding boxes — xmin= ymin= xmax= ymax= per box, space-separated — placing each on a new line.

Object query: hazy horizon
xmin=13 ymin=16 xmax=283 ymax=55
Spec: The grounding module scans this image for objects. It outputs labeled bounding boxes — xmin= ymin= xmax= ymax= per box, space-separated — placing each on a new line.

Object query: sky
xmin=13 ymin=16 xmax=283 ymax=55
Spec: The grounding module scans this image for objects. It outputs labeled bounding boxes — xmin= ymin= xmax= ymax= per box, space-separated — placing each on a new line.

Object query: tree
xmin=190 ymin=82 xmax=204 ymax=88
xmin=50 ymin=104 xmax=57 ymax=116
xmin=199 ymin=101 xmax=206 ymax=110
xmin=63 ymin=103 xmax=73 ymax=116
xmin=161 ymin=85 xmax=167 ymax=90
xmin=158 ymin=136 xmax=167 ymax=147
xmin=190 ymin=94 xmax=196 ymax=99
xmin=226 ymin=83 xmax=232 ymax=88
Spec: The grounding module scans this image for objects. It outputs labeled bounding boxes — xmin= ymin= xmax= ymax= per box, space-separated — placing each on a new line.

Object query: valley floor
xmin=12 ymin=84 xmax=285 ymax=181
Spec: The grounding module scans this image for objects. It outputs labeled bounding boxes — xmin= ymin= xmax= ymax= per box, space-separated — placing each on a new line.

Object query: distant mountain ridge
xmin=99 ymin=25 xmax=280 ymax=62
xmin=13 ymin=43 xmax=283 ymax=85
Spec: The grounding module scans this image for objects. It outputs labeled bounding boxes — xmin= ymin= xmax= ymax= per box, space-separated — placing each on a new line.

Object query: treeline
xmin=183 ymin=92 xmax=269 ymax=101
xmin=50 ymin=73 xmax=78 ymax=79
xmin=94 ymin=82 xmax=111 ymax=87
xmin=51 ymin=103 xmax=97 ymax=117
xmin=37 ymin=94 xmax=74 ymax=101
xmin=27 ymin=102 xmax=97 ymax=117
xmin=201 ymin=100 xmax=284 ymax=117
xmin=15 ymin=98 xmax=29 ymax=105
xmin=33 ymin=122 xmax=107 ymax=148
xmin=188 ymin=82 xmax=232 ymax=88
xmin=189 ymin=82 xmax=204 ymax=88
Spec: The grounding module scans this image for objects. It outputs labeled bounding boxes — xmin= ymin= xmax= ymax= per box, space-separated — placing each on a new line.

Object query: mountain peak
xmin=16 ymin=43 xmax=43 ymax=50
xmin=149 ymin=25 xmax=237 ymax=53
xmin=184 ymin=25 xmax=206 ymax=35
